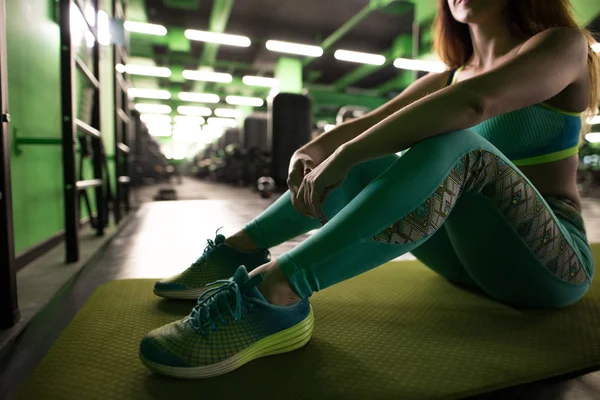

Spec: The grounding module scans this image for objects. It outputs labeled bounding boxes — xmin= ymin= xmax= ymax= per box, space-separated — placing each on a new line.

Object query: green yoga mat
xmin=17 ymin=245 xmax=600 ymax=400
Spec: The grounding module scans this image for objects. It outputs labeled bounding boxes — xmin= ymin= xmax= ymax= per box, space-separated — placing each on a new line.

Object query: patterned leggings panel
xmin=372 ymin=150 xmax=589 ymax=285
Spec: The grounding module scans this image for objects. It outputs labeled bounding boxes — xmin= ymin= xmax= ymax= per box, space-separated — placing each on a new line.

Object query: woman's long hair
xmin=433 ymin=0 xmax=599 ymax=132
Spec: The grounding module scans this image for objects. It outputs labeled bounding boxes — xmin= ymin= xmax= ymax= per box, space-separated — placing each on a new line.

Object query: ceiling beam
xmin=303 ymin=5 xmax=373 ymax=68
xmin=308 ymin=87 xmax=388 ymax=110
xmin=372 ymin=70 xmax=413 ymax=96
xmin=193 ymin=0 xmax=235 ymax=93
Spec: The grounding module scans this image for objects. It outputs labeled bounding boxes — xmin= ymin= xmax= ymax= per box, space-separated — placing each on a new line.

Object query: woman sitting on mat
xmin=140 ymin=0 xmax=599 ymax=378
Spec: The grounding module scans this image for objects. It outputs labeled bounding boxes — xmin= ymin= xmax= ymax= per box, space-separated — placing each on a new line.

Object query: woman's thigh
xmin=407 ymin=135 xmax=592 ymax=308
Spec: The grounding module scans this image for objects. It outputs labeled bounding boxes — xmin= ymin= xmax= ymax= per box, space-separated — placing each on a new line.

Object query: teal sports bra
xmin=448 ymin=66 xmax=582 ymax=166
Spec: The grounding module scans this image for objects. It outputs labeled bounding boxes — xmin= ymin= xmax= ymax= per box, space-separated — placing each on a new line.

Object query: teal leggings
xmin=243 ymin=130 xmax=594 ymax=308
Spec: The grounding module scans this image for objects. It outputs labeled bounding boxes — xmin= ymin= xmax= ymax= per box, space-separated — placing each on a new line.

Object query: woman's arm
xmin=295 ymin=70 xmax=451 ymax=165
xmin=337 ymin=27 xmax=590 ymax=166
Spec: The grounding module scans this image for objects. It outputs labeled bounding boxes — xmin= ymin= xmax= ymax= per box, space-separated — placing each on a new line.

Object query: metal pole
xmin=0 ymin=0 xmax=20 ymax=328
xmin=113 ymin=0 xmax=125 ymax=222
xmin=60 ymin=0 xmax=80 ymax=262
xmin=92 ymin=0 xmax=104 ymax=235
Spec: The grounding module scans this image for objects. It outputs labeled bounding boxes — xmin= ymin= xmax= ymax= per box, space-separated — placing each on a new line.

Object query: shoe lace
xmin=191 ymin=238 xmax=218 ymax=267
xmin=191 ymin=227 xmax=224 ymax=267
xmin=188 ymin=279 xmax=251 ymax=335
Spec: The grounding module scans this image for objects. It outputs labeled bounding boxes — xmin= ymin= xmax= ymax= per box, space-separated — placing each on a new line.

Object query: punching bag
xmin=224 ymin=128 xmax=241 ymax=147
xmin=269 ymin=93 xmax=312 ymax=185
xmin=243 ymin=113 xmax=268 ymax=152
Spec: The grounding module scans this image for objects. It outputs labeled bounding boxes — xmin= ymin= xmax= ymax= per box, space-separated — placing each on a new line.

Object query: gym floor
xmin=1 ymin=177 xmax=600 ymax=399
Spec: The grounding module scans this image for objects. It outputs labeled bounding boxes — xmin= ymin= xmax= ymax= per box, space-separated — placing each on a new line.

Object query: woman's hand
xmin=297 ymin=149 xmax=352 ymax=224
xmin=287 ymin=153 xmax=317 ymax=216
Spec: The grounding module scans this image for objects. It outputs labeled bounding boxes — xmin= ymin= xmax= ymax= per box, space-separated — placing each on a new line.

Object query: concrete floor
xmin=1 ymin=177 xmax=600 ymax=399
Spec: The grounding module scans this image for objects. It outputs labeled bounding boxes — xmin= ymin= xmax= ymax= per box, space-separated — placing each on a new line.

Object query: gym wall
xmin=6 ymin=0 xmax=115 ymax=255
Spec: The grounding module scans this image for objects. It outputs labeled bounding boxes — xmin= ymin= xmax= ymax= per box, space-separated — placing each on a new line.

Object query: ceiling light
xmin=592 ymin=43 xmax=600 ymax=53
xmin=140 ymin=114 xmax=171 ymax=123
xmin=123 ymin=64 xmax=171 ymax=77
xmin=242 ymin=76 xmax=279 ymax=87
xmin=174 ymin=116 xmax=205 ymax=125
xmin=208 ymin=117 xmax=237 ymax=127
xmin=265 ymin=40 xmax=323 ymax=57
xmin=128 ymin=88 xmax=171 ymax=99
xmin=334 ymin=50 xmax=386 ymax=66
xmin=177 ymin=106 xmax=212 ymax=116
xmin=393 ymin=58 xmax=446 ymax=73
xmin=324 ymin=124 xmax=336 ymax=132
xmin=182 ymin=70 xmax=233 ymax=83
xmin=588 ymin=115 xmax=600 ymax=125
xmin=214 ymin=108 xmax=240 ymax=118
xmin=226 ymin=96 xmax=264 ymax=107
xmin=124 ymin=21 xmax=167 ymax=36
xmin=586 ymin=132 xmax=600 ymax=143
xmin=184 ymin=29 xmax=251 ymax=47
xmin=134 ymin=104 xmax=172 ymax=114
xmin=178 ymin=92 xmax=220 ymax=103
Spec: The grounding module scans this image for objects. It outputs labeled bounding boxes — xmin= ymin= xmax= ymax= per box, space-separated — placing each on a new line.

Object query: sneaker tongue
xmin=214 ymin=234 xmax=226 ymax=245
xmin=233 ymin=265 xmax=267 ymax=302
xmin=233 ymin=265 xmax=250 ymax=282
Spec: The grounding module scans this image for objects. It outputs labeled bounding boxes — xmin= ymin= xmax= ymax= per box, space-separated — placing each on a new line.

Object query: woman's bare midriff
xmin=518 ymin=155 xmax=582 ymax=211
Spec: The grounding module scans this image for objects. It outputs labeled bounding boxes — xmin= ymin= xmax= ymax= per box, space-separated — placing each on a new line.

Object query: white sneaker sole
xmin=140 ymin=307 xmax=314 ymax=379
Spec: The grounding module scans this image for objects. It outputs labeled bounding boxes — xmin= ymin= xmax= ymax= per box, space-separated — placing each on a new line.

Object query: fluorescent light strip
xmin=265 ymin=40 xmax=323 ymax=57
xmin=588 ymin=115 xmax=600 ymax=125
xmin=124 ymin=21 xmax=167 ymax=36
xmin=334 ymin=50 xmax=386 ymax=66
xmin=214 ymin=108 xmax=240 ymax=118
xmin=140 ymin=114 xmax=172 ymax=123
xmin=242 ymin=76 xmax=279 ymax=87
xmin=226 ymin=96 xmax=264 ymax=107
xmin=177 ymin=106 xmax=213 ymax=116
xmin=178 ymin=92 xmax=220 ymax=103
xmin=124 ymin=64 xmax=171 ymax=77
xmin=184 ymin=29 xmax=251 ymax=47
xmin=393 ymin=58 xmax=446 ymax=73
xmin=208 ymin=117 xmax=237 ymax=127
xmin=592 ymin=43 xmax=600 ymax=53
xmin=128 ymin=88 xmax=171 ymax=99
xmin=586 ymin=132 xmax=600 ymax=143
xmin=115 ymin=63 xmax=126 ymax=73
xmin=174 ymin=116 xmax=206 ymax=125
xmin=182 ymin=70 xmax=233 ymax=83
xmin=135 ymin=104 xmax=172 ymax=114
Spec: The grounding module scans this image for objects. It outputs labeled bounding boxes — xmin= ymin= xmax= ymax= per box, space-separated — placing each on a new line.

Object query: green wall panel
xmin=6 ymin=0 xmax=116 ymax=254
xmin=6 ymin=0 xmax=65 ymax=254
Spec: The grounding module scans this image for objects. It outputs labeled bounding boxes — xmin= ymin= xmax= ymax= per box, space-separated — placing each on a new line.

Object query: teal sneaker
xmin=140 ymin=266 xmax=314 ymax=379
xmin=153 ymin=233 xmax=271 ymax=299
